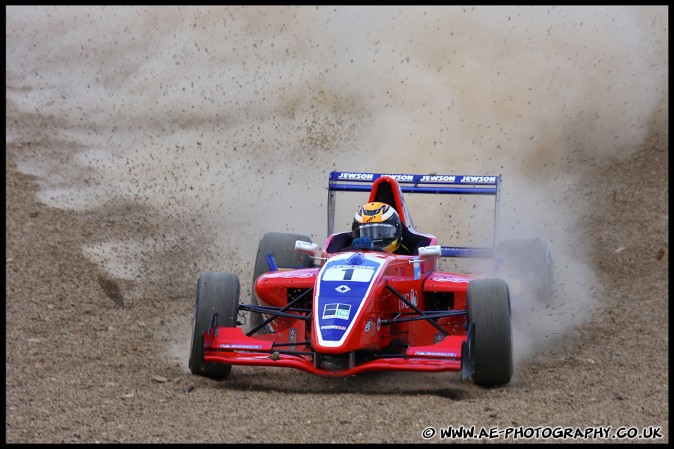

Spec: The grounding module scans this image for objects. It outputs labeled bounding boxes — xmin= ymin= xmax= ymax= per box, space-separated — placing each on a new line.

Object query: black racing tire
xmin=467 ymin=278 xmax=513 ymax=387
xmin=249 ymin=232 xmax=313 ymax=333
xmin=189 ymin=272 xmax=240 ymax=380
xmin=492 ymin=238 xmax=553 ymax=303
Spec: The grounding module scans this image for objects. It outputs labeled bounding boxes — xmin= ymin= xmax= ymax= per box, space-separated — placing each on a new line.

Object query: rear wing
xmin=327 ymin=171 xmax=501 ymax=258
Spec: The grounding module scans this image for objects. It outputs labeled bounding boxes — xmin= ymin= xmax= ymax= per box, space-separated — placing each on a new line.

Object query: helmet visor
xmin=358 ymin=223 xmax=398 ymax=241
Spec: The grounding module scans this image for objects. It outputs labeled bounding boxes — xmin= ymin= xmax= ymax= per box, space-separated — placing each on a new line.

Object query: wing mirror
xmin=294 ymin=240 xmax=320 ymax=256
xmin=417 ymin=245 xmax=442 ymax=258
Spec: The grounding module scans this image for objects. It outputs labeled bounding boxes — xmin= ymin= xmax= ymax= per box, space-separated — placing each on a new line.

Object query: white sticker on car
xmin=322 ymin=265 xmax=375 ymax=282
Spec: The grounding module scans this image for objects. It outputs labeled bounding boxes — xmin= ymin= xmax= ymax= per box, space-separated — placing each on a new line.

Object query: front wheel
xmin=189 ymin=272 xmax=240 ymax=380
xmin=467 ymin=278 xmax=513 ymax=387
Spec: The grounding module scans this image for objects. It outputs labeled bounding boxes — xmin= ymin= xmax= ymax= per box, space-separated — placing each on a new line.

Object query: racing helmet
xmin=351 ymin=202 xmax=403 ymax=252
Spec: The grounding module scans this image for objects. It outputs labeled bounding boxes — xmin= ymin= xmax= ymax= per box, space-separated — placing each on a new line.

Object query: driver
xmin=351 ymin=202 xmax=409 ymax=254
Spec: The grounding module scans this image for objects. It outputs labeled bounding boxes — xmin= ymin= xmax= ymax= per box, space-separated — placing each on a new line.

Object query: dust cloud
xmin=6 ymin=6 xmax=668 ymax=366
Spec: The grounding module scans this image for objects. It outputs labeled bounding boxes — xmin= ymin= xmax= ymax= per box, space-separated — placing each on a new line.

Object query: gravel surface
xmin=5 ymin=6 xmax=668 ymax=444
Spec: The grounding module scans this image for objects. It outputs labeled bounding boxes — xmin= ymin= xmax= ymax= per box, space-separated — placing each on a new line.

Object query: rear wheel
xmin=492 ymin=238 xmax=553 ymax=303
xmin=189 ymin=272 xmax=240 ymax=380
xmin=467 ymin=278 xmax=513 ymax=387
xmin=249 ymin=232 xmax=313 ymax=333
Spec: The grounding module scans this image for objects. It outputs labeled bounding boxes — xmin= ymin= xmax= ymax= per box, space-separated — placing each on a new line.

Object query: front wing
xmin=202 ymin=324 xmax=466 ymax=378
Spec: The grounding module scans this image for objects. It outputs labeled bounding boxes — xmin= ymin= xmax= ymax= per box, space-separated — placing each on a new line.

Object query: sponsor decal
xmin=420 ymin=175 xmax=456 ymax=182
xmin=323 ymin=303 xmax=351 ymax=320
xmin=364 ymin=319 xmax=373 ymax=332
xmin=460 ymin=176 xmax=497 ymax=183
xmin=410 ymin=289 xmax=418 ymax=307
xmin=399 ymin=288 xmax=419 ymax=309
xmin=335 ymin=285 xmax=351 ymax=293
xmin=322 ymin=264 xmax=375 ymax=282
xmin=413 ymin=262 xmax=421 ymax=280
xmin=383 ymin=174 xmax=414 ymax=182
xmin=414 ymin=351 xmax=458 ymax=357
xmin=431 ymin=276 xmax=470 ymax=283
xmin=219 ymin=344 xmax=263 ymax=349
xmin=273 ymin=272 xmax=314 ymax=278
xmin=337 ymin=172 xmax=374 ymax=180
xmin=321 ymin=325 xmax=347 ymax=330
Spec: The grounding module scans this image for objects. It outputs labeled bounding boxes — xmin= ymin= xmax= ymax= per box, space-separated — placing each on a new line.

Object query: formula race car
xmin=188 ymin=171 xmax=553 ymax=387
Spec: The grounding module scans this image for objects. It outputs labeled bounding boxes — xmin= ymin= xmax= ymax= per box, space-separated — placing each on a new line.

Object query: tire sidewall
xmin=467 ymin=278 xmax=513 ymax=386
xmin=189 ymin=272 xmax=240 ymax=379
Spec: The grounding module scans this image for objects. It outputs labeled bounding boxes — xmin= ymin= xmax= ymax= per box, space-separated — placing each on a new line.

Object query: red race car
xmin=189 ymin=171 xmax=553 ymax=387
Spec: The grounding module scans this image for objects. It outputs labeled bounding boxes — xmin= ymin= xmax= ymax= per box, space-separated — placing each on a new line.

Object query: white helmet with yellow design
xmin=351 ymin=202 xmax=403 ymax=252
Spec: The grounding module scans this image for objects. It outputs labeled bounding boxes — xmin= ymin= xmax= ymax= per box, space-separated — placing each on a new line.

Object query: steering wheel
xmin=342 ymin=237 xmax=388 ymax=252
xmin=342 ymin=244 xmax=388 ymax=252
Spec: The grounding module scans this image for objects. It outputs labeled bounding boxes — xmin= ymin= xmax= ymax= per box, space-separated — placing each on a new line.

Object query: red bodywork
xmin=202 ymin=176 xmax=474 ymax=377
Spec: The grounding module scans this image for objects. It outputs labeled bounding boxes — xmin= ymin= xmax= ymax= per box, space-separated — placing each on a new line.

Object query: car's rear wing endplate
xmin=327 ymin=171 xmax=501 ymax=258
